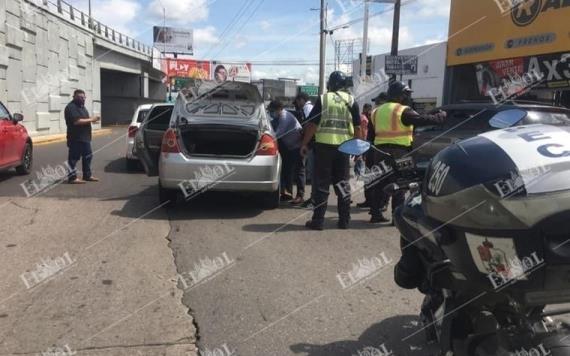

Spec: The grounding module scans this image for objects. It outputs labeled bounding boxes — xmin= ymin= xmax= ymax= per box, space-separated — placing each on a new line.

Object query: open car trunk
xmin=179 ymin=124 xmax=259 ymax=158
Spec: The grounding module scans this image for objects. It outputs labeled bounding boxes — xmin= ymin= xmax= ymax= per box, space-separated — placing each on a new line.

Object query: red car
xmin=0 ymin=101 xmax=32 ymax=174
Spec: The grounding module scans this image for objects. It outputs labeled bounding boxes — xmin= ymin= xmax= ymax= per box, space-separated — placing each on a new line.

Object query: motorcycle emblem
xmin=511 ymin=0 xmax=542 ymax=27
xmin=476 ymin=239 xmax=510 ymax=277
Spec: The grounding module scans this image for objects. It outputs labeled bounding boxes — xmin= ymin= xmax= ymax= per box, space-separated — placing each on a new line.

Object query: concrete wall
xmin=353 ymin=42 xmax=447 ymax=109
xmin=0 ymin=0 xmax=166 ymax=135
xmin=0 ymin=0 xmax=101 ymax=136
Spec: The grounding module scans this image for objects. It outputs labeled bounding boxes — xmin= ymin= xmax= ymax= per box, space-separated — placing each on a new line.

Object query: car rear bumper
xmin=126 ymin=138 xmax=138 ymax=160
xmin=159 ymin=153 xmax=281 ymax=192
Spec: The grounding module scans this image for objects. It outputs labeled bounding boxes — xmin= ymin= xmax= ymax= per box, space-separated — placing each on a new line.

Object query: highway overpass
xmin=0 ymin=0 xmax=166 ymax=135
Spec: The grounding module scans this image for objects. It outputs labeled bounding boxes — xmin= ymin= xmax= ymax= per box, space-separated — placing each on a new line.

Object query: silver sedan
xmin=135 ymin=81 xmax=281 ymax=208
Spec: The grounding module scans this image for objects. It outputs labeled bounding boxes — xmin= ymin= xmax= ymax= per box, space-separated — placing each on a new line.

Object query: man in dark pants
xmin=65 ymin=89 xmax=100 ymax=184
xmin=300 ymin=71 xmax=361 ymax=230
xmin=369 ymin=82 xmax=446 ymax=223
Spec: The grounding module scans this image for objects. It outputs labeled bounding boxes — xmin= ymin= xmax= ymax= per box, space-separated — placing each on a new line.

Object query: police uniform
xmin=307 ymin=90 xmax=360 ymax=228
xmin=369 ymin=92 xmax=445 ymax=222
xmin=369 ymin=102 xmax=413 ymax=220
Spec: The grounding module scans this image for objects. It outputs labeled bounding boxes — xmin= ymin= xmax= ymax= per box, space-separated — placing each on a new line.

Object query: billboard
xmin=162 ymin=59 xmax=211 ymax=79
xmin=447 ymin=0 xmax=570 ymax=66
xmin=153 ymin=26 xmax=194 ymax=55
xmin=211 ymin=62 xmax=252 ymax=83
xmin=476 ymin=52 xmax=570 ymax=96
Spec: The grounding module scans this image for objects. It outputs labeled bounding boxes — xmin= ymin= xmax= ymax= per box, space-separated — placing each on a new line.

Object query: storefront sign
xmin=448 ymin=0 xmax=570 ymax=66
xmin=476 ymin=52 xmax=570 ymax=97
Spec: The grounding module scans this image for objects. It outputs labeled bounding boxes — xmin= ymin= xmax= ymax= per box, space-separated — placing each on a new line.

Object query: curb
xmin=32 ymin=129 xmax=115 ymax=146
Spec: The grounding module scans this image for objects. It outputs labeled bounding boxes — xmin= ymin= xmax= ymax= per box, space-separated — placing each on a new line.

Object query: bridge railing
xmin=29 ymin=0 xmax=153 ymax=58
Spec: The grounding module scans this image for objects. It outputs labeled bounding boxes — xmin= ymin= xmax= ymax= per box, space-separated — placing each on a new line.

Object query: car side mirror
xmin=12 ymin=113 xmax=24 ymax=122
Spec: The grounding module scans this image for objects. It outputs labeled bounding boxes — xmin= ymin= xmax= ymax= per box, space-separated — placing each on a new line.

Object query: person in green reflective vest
xmin=300 ymin=71 xmax=361 ymax=230
xmin=369 ymin=81 xmax=447 ymax=223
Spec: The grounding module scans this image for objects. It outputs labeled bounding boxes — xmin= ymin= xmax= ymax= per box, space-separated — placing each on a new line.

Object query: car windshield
xmin=136 ymin=109 xmax=149 ymax=123
xmin=524 ymin=109 xmax=570 ymax=126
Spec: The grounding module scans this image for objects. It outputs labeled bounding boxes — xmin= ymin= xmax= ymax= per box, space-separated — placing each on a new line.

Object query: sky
xmin=70 ymin=0 xmax=452 ymax=84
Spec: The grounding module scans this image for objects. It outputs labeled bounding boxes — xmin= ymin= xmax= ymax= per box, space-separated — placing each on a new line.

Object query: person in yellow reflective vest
xmin=369 ymin=81 xmax=446 ymax=223
xmin=300 ymin=71 xmax=361 ymax=230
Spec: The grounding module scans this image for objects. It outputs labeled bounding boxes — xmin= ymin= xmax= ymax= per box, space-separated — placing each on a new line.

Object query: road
xmin=0 ymin=127 xmax=432 ymax=356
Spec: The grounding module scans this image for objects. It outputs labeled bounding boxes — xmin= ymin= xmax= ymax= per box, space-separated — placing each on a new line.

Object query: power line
xmin=203 ymin=0 xmax=256 ymax=59
xmin=211 ymin=0 xmax=265 ymax=59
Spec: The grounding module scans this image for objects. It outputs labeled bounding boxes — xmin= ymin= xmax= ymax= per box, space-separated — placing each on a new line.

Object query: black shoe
xmin=356 ymin=201 xmax=370 ymax=208
xmin=301 ymin=199 xmax=315 ymax=209
xmin=370 ymin=215 xmax=390 ymax=224
xmin=338 ymin=220 xmax=350 ymax=229
xmin=305 ymin=220 xmax=324 ymax=231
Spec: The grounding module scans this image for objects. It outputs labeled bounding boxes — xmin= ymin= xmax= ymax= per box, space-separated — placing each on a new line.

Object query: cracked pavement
xmin=0 ymin=127 xmax=436 ymax=356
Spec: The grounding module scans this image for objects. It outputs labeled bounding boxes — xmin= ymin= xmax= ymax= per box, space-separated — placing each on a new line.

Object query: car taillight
xmin=161 ymin=129 xmax=180 ymax=153
xmin=256 ymin=134 xmax=278 ymax=156
xmin=128 ymin=125 xmax=138 ymax=138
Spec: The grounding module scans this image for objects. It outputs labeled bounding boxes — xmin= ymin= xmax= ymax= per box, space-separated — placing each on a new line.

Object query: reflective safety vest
xmin=315 ymin=91 xmax=355 ymax=146
xmin=373 ymin=102 xmax=413 ymax=147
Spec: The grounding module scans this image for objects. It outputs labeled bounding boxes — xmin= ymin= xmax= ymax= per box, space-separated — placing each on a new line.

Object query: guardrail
xmin=27 ymin=0 xmax=153 ymax=58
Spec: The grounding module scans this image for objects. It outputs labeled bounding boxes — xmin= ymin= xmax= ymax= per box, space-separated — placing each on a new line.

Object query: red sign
xmin=162 ymin=59 xmax=211 ymax=79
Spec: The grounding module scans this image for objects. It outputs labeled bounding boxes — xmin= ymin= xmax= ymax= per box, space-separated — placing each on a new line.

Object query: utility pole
xmin=318 ymin=0 xmax=326 ymax=95
xmin=390 ymin=0 xmax=401 ymax=82
xmin=361 ymin=0 xmax=369 ymax=79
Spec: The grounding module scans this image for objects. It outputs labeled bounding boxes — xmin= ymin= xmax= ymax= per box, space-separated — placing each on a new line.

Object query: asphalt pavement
xmin=0 ymin=127 xmax=432 ymax=356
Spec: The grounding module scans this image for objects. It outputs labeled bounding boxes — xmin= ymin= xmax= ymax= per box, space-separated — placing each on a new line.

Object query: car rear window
xmin=146 ymin=106 xmax=173 ymax=130
xmin=523 ymin=110 xmax=570 ymax=126
xmin=137 ymin=109 xmax=149 ymax=123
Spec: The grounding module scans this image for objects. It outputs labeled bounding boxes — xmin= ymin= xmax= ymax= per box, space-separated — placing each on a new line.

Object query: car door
xmin=135 ymin=104 xmax=173 ymax=176
xmin=0 ymin=103 xmax=13 ymax=168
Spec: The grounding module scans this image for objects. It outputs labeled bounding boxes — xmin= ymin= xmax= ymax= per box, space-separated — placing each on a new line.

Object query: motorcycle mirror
xmin=383 ymin=183 xmax=400 ymax=195
xmin=338 ymin=139 xmax=371 ymax=156
xmin=489 ymin=109 xmax=527 ymax=129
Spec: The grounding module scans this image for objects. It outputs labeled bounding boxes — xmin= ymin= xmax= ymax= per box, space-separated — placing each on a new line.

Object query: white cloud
xmin=260 ymin=20 xmax=271 ymax=31
xmin=194 ymin=26 xmax=219 ymax=46
xmin=413 ymin=0 xmax=451 ymax=18
xmin=149 ymin=0 xmax=209 ymax=23
xmin=77 ymin=0 xmax=140 ymax=36
xmin=234 ymin=35 xmax=248 ymax=49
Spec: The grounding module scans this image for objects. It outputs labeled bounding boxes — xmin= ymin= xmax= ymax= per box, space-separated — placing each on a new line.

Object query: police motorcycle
xmin=339 ymin=110 xmax=570 ymax=355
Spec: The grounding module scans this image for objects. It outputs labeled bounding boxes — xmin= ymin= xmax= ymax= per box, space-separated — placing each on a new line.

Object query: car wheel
xmin=159 ymin=181 xmax=178 ymax=208
xmin=261 ymin=188 xmax=280 ymax=210
xmin=126 ymin=158 xmax=139 ymax=171
xmin=15 ymin=143 xmax=33 ymax=175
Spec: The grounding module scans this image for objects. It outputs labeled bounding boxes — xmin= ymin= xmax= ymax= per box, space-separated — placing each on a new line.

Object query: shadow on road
xmin=104 ymin=157 xmax=144 ymax=174
xmin=290 ymin=315 xmax=438 ymax=356
xmin=242 ymin=212 xmax=393 ymax=233
xmin=108 ymin=187 xmax=265 ymax=221
xmin=0 ymin=170 xmax=18 ymax=184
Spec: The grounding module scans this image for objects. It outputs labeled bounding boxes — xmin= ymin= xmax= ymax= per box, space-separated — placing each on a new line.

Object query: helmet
xmin=387 ymin=81 xmax=412 ymax=100
xmin=423 ymin=124 xmax=570 ymax=230
xmin=328 ymin=71 xmax=348 ymax=92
